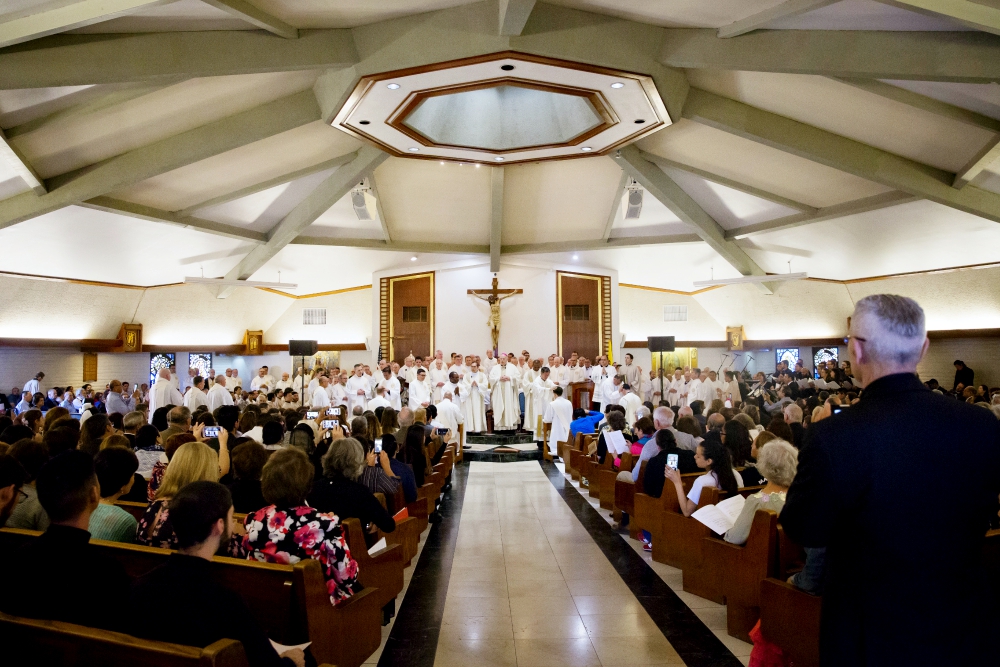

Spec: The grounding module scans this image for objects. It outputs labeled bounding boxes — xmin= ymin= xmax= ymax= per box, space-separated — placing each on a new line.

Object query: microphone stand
xmin=717 ymin=353 xmax=730 ymax=375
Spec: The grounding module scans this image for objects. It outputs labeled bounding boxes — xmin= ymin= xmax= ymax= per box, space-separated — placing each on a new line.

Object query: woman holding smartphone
xmin=663 ymin=433 xmax=742 ymax=517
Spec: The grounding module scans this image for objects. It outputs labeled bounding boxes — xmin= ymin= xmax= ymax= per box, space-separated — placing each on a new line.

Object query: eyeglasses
xmin=17 ymin=489 xmax=28 ymax=502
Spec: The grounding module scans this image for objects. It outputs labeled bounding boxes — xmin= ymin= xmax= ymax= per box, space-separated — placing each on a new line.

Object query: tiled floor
xmin=433 ymin=461 xmax=685 ymax=667
xmin=560 ymin=465 xmax=754 ymax=666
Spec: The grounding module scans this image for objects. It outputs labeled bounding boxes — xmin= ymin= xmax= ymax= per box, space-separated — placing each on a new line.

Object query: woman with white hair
xmin=724 ymin=438 xmax=798 ymax=545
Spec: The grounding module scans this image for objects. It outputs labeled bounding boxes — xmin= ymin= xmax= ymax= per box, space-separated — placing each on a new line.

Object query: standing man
xmin=952 ymin=359 xmax=974 ymax=392
xmin=781 ymin=294 xmax=1000 ymax=665
xmin=346 ymin=365 xmax=371 ymax=414
xmin=462 ymin=361 xmax=488 ymax=433
xmin=22 ymin=372 xmax=44 ymax=396
xmin=149 ymin=368 xmax=184 ymax=423
xmin=249 ymin=366 xmax=274 ymax=392
xmin=206 ymin=375 xmax=233 ymax=412
xmin=377 ymin=366 xmax=402 ymax=411
xmin=526 ymin=367 xmax=556 ymax=442
xmin=621 ymin=353 xmax=642 ymax=389
xmin=618 ymin=383 xmax=643 ymax=426
xmin=590 ymin=356 xmax=612 ymax=412
xmin=183 ymin=377 xmax=208 ymax=412
xmin=489 ymin=353 xmax=520 ymax=432
xmin=408 ymin=368 xmax=431 ymax=410
xmin=542 ymin=387 xmax=573 ymax=459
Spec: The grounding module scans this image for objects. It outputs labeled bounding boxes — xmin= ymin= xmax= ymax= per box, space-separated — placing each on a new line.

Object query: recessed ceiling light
xmin=581 ymin=147 xmax=593 ymax=152
xmin=408 ymin=147 xmax=420 ymax=152
xmin=494 ymin=157 xmax=505 ymax=162
xmin=359 ymin=120 xmax=370 ymax=125
xmin=610 ymin=82 xmax=625 ymax=89
xmin=386 ymin=83 xmax=400 ymax=90
xmin=500 ymin=64 xmax=515 ymax=71
xmin=410 ymin=256 xmax=418 ymax=261
xmin=572 ymin=254 xmax=579 ymax=260
xmin=440 ymin=161 xmax=445 ymax=165
xmin=635 ymin=119 xmax=646 ymax=124
xmin=475 ymin=163 xmax=480 ymax=168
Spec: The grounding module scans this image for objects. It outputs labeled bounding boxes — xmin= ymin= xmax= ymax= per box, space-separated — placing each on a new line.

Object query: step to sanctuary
xmin=463 ymin=432 xmax=542 ymax=462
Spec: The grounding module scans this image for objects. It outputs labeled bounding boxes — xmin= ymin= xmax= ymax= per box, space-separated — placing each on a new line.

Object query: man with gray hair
xmin=781 ymin=294 xmax=1000 ymax=666
xmin=783 ymin=403 xmax=805 ymax=449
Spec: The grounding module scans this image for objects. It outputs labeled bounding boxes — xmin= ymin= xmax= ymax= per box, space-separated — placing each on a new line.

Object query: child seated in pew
xmin=90 ymin=447 xmax=140 ymax=543
xmin=129 ymin=481 xmax=305 ymax=667
xmin=663 ymin=433 xmax=742 ymax=517
xmin=0 ymin=451 xmax=131 ymax=630
xmin=724 ymin=439 xmax=797 ymax=545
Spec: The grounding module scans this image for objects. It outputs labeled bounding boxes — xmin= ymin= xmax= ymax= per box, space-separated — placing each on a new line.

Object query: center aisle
xmin=434 ymin=461 xmax=685 ymax=667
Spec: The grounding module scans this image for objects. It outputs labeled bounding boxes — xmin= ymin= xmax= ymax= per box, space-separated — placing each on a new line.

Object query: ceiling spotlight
xmin=408 ymin=147 xmax=420 ymax=152
xmin=359 ymin=120 xmax=370 ymax=125
xmin=410 ymin=256 xmax=418 ymax=261
xmin=572 ymin=254 xmax=579 ymax=260
xmin=386 ymin=83 xmax=400 ymax=90
xmin=494 ymin=157 xmax=505 ymax=162
xmin=475 ymin=163 xmax=481 ymax=168
xmin=440 ymin=161 xmax=445 ymax=165
xmin=635 ymin=119 xmax=646 ymax=124
xmin=581 ymin=147 xmax=593 ymax=152
xmin=501 ymin=64 xmax=515 ymax=71
xmin=610 ymin=82 xmax=625 ymax=89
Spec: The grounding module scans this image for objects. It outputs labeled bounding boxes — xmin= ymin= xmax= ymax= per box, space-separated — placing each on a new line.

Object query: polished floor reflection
xmin=435 ymin=461 xmax=684 ymax=667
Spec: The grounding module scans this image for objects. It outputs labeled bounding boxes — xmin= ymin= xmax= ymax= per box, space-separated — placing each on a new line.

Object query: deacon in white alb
xmin=311 ymin=377 xmax=332 ymax=410
xmin=542 ymin=386 xmax=574 ymax=457
xmin=184 ymin=377 xmax=208 ymax=412
xmin=427 ymin=358 xmax=449 ymax=404
xmin=275 ymin=373 xmax=293 ymax=392
xmin=250 ymin=366 xmax=275 ymax=392
xmin=408 ymin=368 xmax=432 ymax=410
xmin=434 ymin=391 xmax=465 ymax=443
xmin=205 ymin=374 xmax=234 ymax=413
xmin=149 ymin=368 xmax=185 ymax=423
xmin=590 ymin=357 xmax=612 ymax=411
xmin=376 ymin=367 xmax=402 ymax=410
xmin=461 ymin=361 xmax=488 ymax=432
xmin=481 ymin=349 xmax=497 ymax=375
xmin=367 ymin=387 xmax=392 ymax=412
xmin=489 ymin=353 xmax=520 ymax=431
xmin=346 ymin=365 xmax=371 ymax=414
xmin=330 ymin=373 xmax=349 ymax=409
xmin=526 ymin=366 xmax=556 ymax=441
xmin=619 ymin=383 xmax=643 ymax=426
xmin=600 ymin=375 xmax=623 ymax=412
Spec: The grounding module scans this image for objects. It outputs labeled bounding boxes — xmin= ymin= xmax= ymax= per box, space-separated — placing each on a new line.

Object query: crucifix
xmin=467 ymin=275 xmax=522 ymax=354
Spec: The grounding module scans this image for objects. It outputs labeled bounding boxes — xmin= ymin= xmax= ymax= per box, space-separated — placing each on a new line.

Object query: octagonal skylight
xmin=400 ymin=84 xmax=604 ymax=151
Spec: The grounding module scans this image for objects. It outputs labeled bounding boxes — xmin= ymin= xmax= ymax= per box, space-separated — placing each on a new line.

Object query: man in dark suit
xmin=952 ymin=359 xmax=974 ymax=391
xmin=781 ymin=295 xmax=1000 ymax=666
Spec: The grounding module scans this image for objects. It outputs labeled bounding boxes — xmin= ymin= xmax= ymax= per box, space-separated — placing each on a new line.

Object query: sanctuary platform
xmin=463 ymin=433 xmax=542 ymax=462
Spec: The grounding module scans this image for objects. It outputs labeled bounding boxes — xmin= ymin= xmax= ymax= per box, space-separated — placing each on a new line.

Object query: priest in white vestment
xmin=311 ymin=377 xmax=332 ymax=410
xmin=250 ymin=366 xmax=275 ymax=392
xmin=600 ymin=375 xmax=623 ymax=412
xmin=619 ymin=384 xmax=643 ymax=426
xmin=346 ymin=367 xmax=371 ymax=414
xmin=526 ymin=367 xmax=556 ymax=441
xmin=377 ymin=367 xmax=402 ymax=410
xmin=428 ymin=359 xmax=449 ymax=404
xmin=367 ymin=387 xmax=392 ymax=411
xmin=443 ymin=371 xmax=464 ymax=407
xmin=408 ymin=368 xmax=432 ymax=410
xmin=149 ymin=369 xmax=185 ymax=422
xmin=482 ymin=349 xmax=497 ymax=375
xmin=435 ymin=391 xmax=465 ymax=443
xmin=667 ymin=370 xmax=688 ymax=408
xmin=720 ymin=370 xmax=742 ymax=407
xmin=489 ymin=354 xmax=520 ymax=431
xmin=542 ymin=387 xmax=574 ymax=457
xmin=329 ymin=374 xmax=349 ymax=409
xmin=590 ymin=358 xmax=613 ymax=411
xmin=461 ymin=362 xmax=488 ymax=432
xmin=184 ymin=378 xmax=208 ymax=412
xmin=205 ymin=375 xmax=233 ymax=413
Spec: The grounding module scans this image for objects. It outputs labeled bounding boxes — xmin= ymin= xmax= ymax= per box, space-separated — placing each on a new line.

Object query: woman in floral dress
xmin=243 ymin=447 xmax=360 ymax=605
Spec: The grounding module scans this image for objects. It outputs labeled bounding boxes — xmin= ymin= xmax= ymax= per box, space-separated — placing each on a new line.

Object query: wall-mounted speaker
xmin=289 ymin=339 xmax=318 ymax=356
xmin=647 ymin=336 xmax=675 ymax=352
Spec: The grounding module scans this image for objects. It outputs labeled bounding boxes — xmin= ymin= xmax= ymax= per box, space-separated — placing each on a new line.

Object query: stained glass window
xmin=813 ymin=347 xmax=839 ymax=376
xmin=149 ymin=353 xmax=175 ymax=387
xmin=189 ymin=353 xmax=212 ymax=380
xmin=776 ymin=348 xmax=799 ymax=368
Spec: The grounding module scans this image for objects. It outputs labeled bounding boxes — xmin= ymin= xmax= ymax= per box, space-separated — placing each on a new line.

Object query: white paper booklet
xmin=605 ymin=430 xmax=630 ymax=455
xmin=691 ymin=494 xmax=746 ymax=535
xmin=270 ymin=639 xmax=311 ymax=653
xmin=368 ymin=537 xmax=387 ymax=556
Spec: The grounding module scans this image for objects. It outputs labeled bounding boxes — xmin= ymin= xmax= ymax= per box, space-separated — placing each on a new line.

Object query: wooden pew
xmin=759 ymin=578 xmax=821 ymax=667
xmin=381 ymin=488 xmax=421 ymax=566
xmin=564 ymin=432 xmax=583 ymax=479
xmin=540 ymin=422 xmax=553 ymax=462
xmin=598 ymin=452 xmax=632 ymax=512
xmin=657 ymin=486 xmax=726 ymax=596
xmin=0 ymin=528 xmax=383 ymax=667
xmin=698 ymin=509 xmax=779 ymax=641
xmin=632 ymin=471 xmax=703 ymax=545
xmin=116 ymin=500 xmax=248 ymax=528
xmin=341 ymin=517 xmax=405 ymax=615
xmin=615 ymin=461 xmax=647 ymax=539
xmin=0 ymin=613 xmax=254 ymax=667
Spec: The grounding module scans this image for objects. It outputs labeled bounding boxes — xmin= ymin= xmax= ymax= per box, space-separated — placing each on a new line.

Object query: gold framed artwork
xmin=650 ymin=348 xmax=699 ymax=374
xmin=726 ymin=326 xmax=746 ymax=351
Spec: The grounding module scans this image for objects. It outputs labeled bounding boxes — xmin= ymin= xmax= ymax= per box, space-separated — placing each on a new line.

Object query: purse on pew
xmin=0 ymin=527 xmax=383 ymax=667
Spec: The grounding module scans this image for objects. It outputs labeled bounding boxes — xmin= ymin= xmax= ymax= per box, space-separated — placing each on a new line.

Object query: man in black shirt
xmin=129 ymin=482 xmax=303 ymax=667
xmin=642 ymin=429 xmax=698 ymax=498
xmin=0 ymin=450 xmax=130 ymax=630
xmin=952 ymin=359 xmax=974 ymax=391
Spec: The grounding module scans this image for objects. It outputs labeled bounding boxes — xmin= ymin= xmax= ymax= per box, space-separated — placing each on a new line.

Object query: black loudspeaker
xmin=647 ymin=336 xmax=676 ymax=352
xmin=289 ymin=340 xmax=318 ymax=356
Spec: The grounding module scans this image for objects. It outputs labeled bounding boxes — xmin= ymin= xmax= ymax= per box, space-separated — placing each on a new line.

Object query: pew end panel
xmin=341 ymin=518 xmax=404 ymax=611
xmin=759 ymin=578 xmax=821 ymax=667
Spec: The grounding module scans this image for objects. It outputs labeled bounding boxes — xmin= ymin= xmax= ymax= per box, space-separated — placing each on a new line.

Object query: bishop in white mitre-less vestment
xmin=489 ymin=356 xmax=521 ymax=431
xmin=461 ymin=365 xmax=488 ymax=432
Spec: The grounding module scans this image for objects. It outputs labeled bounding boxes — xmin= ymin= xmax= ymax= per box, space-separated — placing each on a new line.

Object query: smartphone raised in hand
xmin=203 ymin=426 xmax=222 ymax=438
xmin=326 ymin=407 xmax=341 ymax=416
xmin=374 ymin=438 xmax=382 ymax=453
xmin=666 ymin=453 xmax=679 ymax=471
xmin=306 ymin=411 xmax=319 ymax=420
xmin=320 ymin=419 xmax=337 ymax=430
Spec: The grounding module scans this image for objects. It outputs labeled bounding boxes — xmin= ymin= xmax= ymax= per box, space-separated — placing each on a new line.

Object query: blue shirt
xmin=570 ymin=411 xmax=602 ymax=440
xmin=389 ymin=457 xmax=418 ymax=505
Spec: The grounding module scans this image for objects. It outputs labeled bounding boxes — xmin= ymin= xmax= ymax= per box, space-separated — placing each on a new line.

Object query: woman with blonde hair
xmin=724 ymin=438 xmax=798 ymax=545
xmin=136 ymin=441 xmax=219 ymax=549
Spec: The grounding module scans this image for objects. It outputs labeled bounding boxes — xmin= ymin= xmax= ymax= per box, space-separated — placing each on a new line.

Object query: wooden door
xmin=385 ymin=272 xmax=434 ymax=365
xmin=558 ymin=272 xmax=601 ymax=360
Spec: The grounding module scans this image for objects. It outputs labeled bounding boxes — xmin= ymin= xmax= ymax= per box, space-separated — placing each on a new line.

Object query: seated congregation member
xmin=227 ymin=440 xmax=269 ymax=514
xmin=243 ymin=448 xmax=360 ymax=605
xmin=631 ymin=416 xmax=654 ymax=456
xmin=724 ymin=439 xmax=797 ymax=545
xmin=723 ymin=419 xmax=762 ymax=486
xmin=0 ymin=455 xmax=28 ymax=527
xmin=642 ymin=430 xmax=699 ymax=498
xmin=161 ymin=406 xmax=192 ymax=441
xmin=310 ymin=438 xmax=396 ymax=544
xmin=137 ymin=441 xmax=220 ymax=549
xmin=663 ymin=433 xmax=743 ymax=517
xmin=89 ymin=447 xmax=140 ymax=542
xmin=147 ymin=432 xmax=194 ymax=501
xmin=398 ymin=422 xmax=428 ymax=488
xmin=6 ymin=438 xmax=50 ymax=530
xmin=595 ymin=409 xmax=629 ymax=465
xmin=261 ymin=420 xmax=284 ymax=450
xmin=0 ymin=451 xmax=130 ymax=630
xmin=78 ymin=413 xmax=113 ymax=456
xmin=382 ymin=434 xmax=417 ymax=504
xmin=100 ymin=433 xmax=149 ymax=501
xmin=129 ymin=482 xmax=305 ymax=667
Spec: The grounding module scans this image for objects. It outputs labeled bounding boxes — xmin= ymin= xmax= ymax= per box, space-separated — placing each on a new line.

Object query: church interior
xmin=1 ymin=1 xmax=1000 ymax=666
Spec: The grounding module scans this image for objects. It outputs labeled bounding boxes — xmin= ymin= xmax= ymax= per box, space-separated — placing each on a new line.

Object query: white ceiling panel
xmin=975 ymin=167 xmax=1000 ymax=195
xmin=252 ymin=0 xmax=479 ymax=28
xmin=69 ymin=0 xmax=251 ymax=33
xmin=0 ymin=205 xmax=252 ymax=286
xmin=195 ymin=168 xmax=338 ymax=232
xmin=546 ymin=1 xmax=792 ymax=28
xmin=686 ymin=70 xmax=994 ymax=174
xmin=376 ymin=158 xmax=492 ymax=245
xmin=111 ymin=121 xmax=362 ymax=212
xmin=0 ymin=84 xmax=95 ymax=128
xmin=12 ymin=70 xmax=320 ymax=178
xmin=765 ymin=0 xmax=971 ymax=30
xmin=741 ymin=199 xmax=1000 ymax=281
xmin=638 ymin=119 xmax=891 ymax=208
xmin=502 ymin=157 xmax=623 ymax=244
xmin=882 ymin=80 xmax=1000 ymax=122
